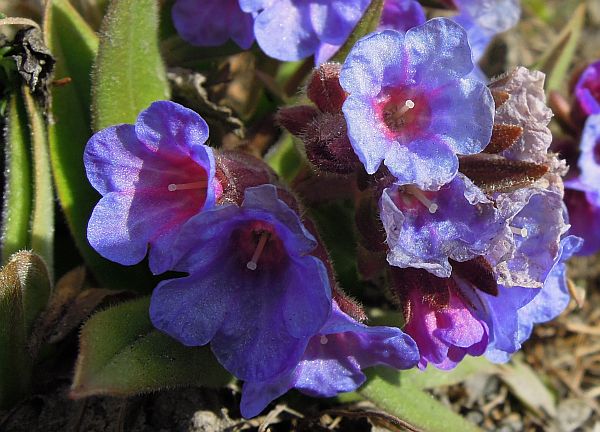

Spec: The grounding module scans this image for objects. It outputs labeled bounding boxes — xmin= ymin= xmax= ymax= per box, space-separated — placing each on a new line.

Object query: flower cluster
xmin=279 ymin=19 xmax=579 ymax=370
xmin=85 ymin=101 xmax=419 ymax=417
xmin=170 ymin=0 xmax=518 ymax=75
xmin=85 ymin=12 xmax=579 ymax=419
xmin=549 ymin=59 xmax=600 ymax=255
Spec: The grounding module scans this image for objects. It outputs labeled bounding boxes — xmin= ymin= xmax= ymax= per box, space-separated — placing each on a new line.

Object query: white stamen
xmin=510 ymin=226 xmax=528 ymax=237
xmin=167 ymin=180 xmax=208 ymax=192
xmin=320 ymin=335 xmax=328 ymax=345
xmin=246 ymin=232 xmax=270 ymax=271
xmin=395 ymin=99 xmax=415 ymax=117
xmin=404 ymin=185 xmax=438 ymax=214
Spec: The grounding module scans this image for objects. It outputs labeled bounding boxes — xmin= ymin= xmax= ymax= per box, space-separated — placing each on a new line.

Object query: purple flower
xmin=577 ymin=114 xmax=600 ymax=187
xmin=340 ymin=19 xmax=495 ymax=189
xmin=150 ymin=184 xmax=332 ymax=382
xmin=380 ymin=174 xmax=504 ymax=277
xmin=239 ymin=301 xmax=419 ymax=418
xmin=379 ymin=0 xmax=426 ymax=33
xmin=564 ymin=186 xmax=600 ymax=256
xmin=84 ymin=101 xmax=220 ymax=274
xmin=574 ymin=60 xmax=600 ymax=119
xmin=391 ymin=269 xmax=488 ymax=370
xmin=172 ymin=0 xmax=255 ymax=49
xmin=242 ymin=0 xmax=370 ymax=63
xmin=563 ymin=115 xmax=600 ymax=255
xmin=484 ymin=235 xmax=582 ymax=362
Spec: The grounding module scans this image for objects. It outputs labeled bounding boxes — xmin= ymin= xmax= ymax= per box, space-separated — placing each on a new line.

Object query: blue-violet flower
xmin=150 ymin=184 xmax=332 ymax=382
xmin=172 ymin=0 xmax=255 ymax=49
xmin=340 ymin=19 xmax=495 ymax=189
xmin=240 ymin=301 xmax=419 ymax=417
xmin=380 ymin=174 xmax=504 ymax=278
xmin=84 ymin=101 xmax=220 ymax=275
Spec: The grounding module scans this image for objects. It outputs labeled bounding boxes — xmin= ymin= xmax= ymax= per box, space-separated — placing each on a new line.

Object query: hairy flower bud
xmin=306 ymin=63 xmax=346 ymax=114
xmin=303 ymin=113 xmax=360 ymax=174
xmin=214 ymin=151 xmax=278 ymax=205
xmin=276 ymin=105 xmax=320 ymax=137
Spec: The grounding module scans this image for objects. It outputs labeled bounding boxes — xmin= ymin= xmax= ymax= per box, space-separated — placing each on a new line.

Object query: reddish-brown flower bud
xmin=215 ymin=151 xmax=279 ymax=205
xmin=303 ymin=113 xmax=360 ymax=174
xmin=306 ymin=62 xmax=346 ymax=113
xmin=276 ymin=105 xmax=320 ymax=137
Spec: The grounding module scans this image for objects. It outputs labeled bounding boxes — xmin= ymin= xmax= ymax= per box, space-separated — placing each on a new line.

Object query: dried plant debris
xmin=167 ymin=67 xmax=245 ymax=144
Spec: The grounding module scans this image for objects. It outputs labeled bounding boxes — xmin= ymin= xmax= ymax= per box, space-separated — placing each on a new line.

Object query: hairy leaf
xmin=359 ymin=368 xmax=482 ymax=432
xmin=71 ymin=297 xmax=232 ymax=398
xmin=1 ymin=93 xmax=32 ymax=264
xmin=92 ymin=0 xmax=170 ymax=130
xmin=22 ymin=87 xmax=54 ymax=276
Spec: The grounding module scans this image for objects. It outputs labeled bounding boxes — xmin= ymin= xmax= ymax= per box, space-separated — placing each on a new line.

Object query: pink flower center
xmin=378 ymin=87 xmax=432 ymax=142
xmin=232 ymin=221 xmax=287 ymax=271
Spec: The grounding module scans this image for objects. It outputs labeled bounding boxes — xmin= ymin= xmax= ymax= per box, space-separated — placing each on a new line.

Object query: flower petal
xmin=405 ymin=18 xmax=474 ymax=88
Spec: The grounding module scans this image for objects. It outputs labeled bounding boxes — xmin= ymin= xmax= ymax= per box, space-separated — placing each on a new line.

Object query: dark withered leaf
xmin=484 ymin=123 xmax=523 ymax=154
xmin=490 ymin=89 xmax=510 ymax=108
xmin=10 ymin=27 xmax=54 ymax=109
xmin=450 ymin=257 xmax=498 ymax=296
xmin=167 ymin=67 xmax=244 ymax=145
xmin=459 ymin=153 xmax=549 ymax=194
xmin=27 ymin=267 xmax=133 ymax=357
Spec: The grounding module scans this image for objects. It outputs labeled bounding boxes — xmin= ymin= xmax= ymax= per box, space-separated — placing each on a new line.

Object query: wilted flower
xmin=487 ymin=67 xmax=554 ymax=165
xmin=240 ymin=301 xmax=419 ymax=417
xmin=484 ymin=235 xmax=582 ymax=362
xmin=150 ymin=184 xmax=332 ymax=382
xmin=84 ymin=101 xmax=220 ymax=274
xmin=380 ymin=174 xmax=504 ymax=278
xmin=340 ymin=19 xmax=495 ymax=189
xmin=172 ymin=0 xmax=255 ymax=49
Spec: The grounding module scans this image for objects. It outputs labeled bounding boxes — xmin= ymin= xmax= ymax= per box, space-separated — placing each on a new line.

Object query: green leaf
xmin=43 ymin=0 xmax=152 ymax=291
xmin=359 ymin=367 xmax=482 ymax=432
xmin=92 ymin=0 xmax=170 ymax=131
xmin=71 ymin=297 xmax=232 ymax=398
xmin=1 ymin=92 xmax=32 ymax=265
xmin=0 ymin=251 xmax=51 ymax=408
xmin=403 ymin=356 xmax=497 ymax=390
xmin=330 ymin=0 xmax=384 ymax=63
xmin=532 ymin=2 xmax=586 ymax=92
xmin=22 ymin=87 xmax=54 ymax=278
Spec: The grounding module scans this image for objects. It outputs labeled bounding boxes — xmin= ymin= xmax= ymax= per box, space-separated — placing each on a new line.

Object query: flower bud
xmin=306 ymin=63 xmax=346 ymax=113
xmin=276 ymin=105 xmax=320 ymax=137
xmin=215 ymin=151 xmax=279 ymax=205
xmin=303 ymin=113 xmax=360 ymax=174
